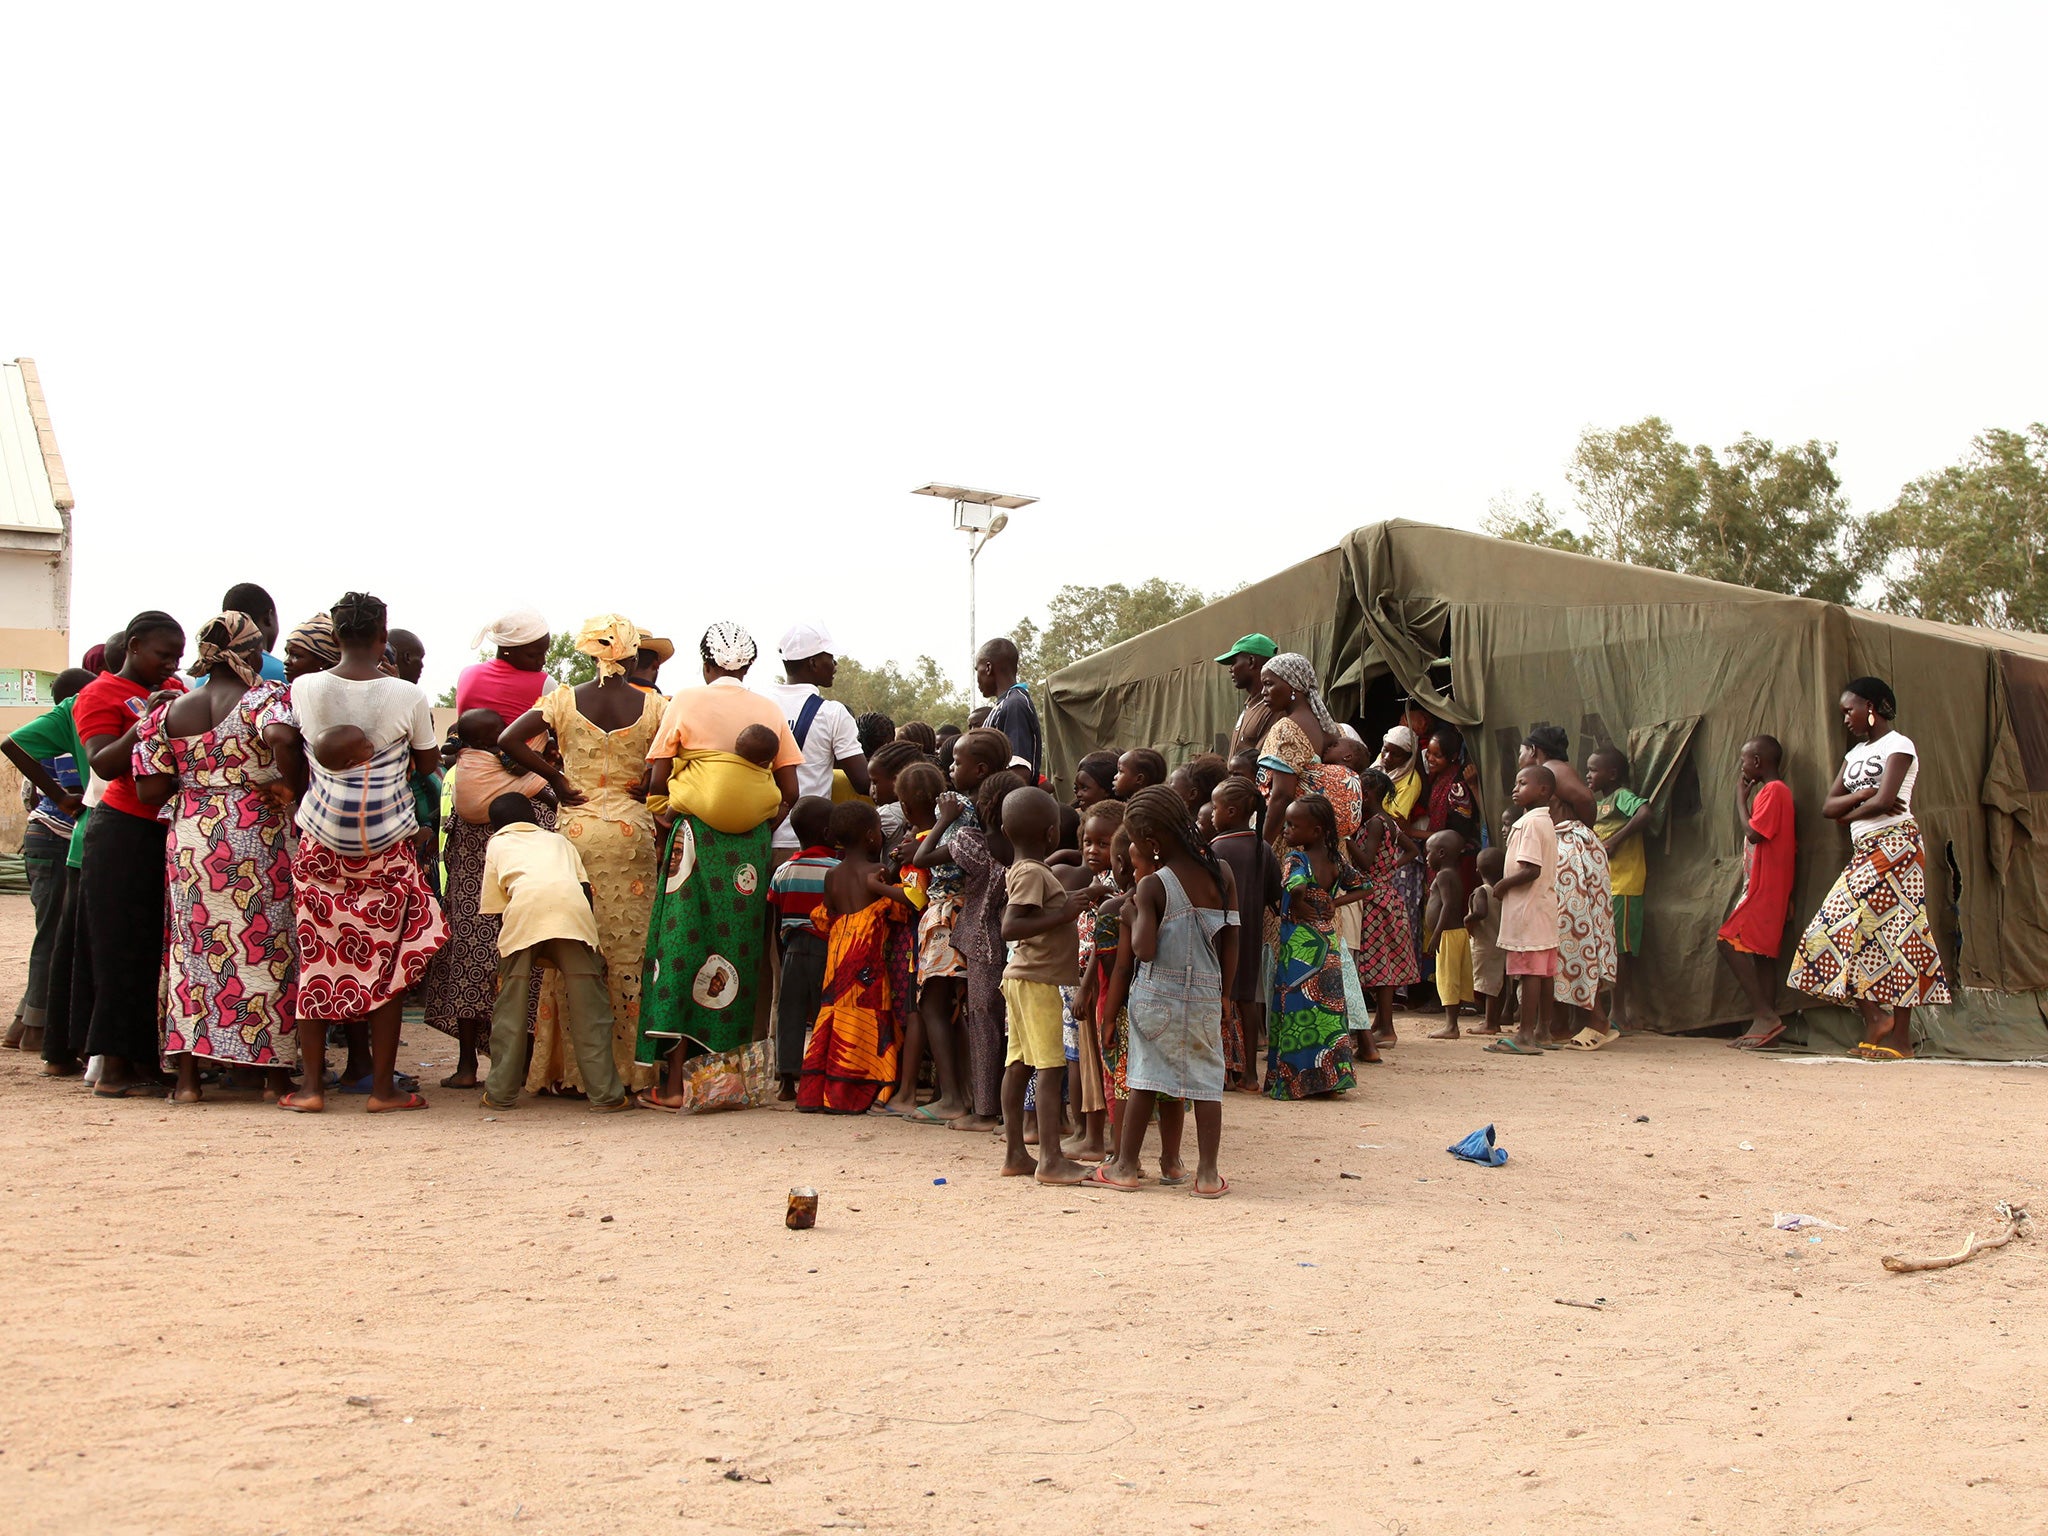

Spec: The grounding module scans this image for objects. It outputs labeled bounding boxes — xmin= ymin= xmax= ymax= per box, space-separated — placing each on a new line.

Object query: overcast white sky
xmin=9 ymin=5 xmax=2044 ymax=695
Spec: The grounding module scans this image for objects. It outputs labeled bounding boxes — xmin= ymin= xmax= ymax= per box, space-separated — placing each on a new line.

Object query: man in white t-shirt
xmin=764 ymin=622 xmax=870 ymax=853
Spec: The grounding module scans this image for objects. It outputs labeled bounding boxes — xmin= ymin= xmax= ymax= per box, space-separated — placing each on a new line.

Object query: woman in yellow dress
xmin=498 ymin=615 xmax=666 ymax=1094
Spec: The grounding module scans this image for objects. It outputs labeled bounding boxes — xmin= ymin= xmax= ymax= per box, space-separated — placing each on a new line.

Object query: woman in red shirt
xmin=73 ymin=611 xmax=187 ymax=1098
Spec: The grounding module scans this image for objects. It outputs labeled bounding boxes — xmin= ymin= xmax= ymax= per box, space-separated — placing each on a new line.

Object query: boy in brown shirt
xmin=998 ymin=786 xmax=1101 ymax=1186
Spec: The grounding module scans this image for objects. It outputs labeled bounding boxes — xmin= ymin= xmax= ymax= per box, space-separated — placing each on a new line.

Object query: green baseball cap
xmin=1215 ymin=633 xmax=1278 ymax=664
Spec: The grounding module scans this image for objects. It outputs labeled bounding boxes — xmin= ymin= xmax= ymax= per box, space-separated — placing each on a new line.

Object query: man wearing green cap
xmin=1216 ymin=633 xmax=1279 ymax=756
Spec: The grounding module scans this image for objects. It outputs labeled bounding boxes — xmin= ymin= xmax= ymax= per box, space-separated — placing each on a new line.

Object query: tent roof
xmin=1046 ymin=519 xmax=2048 ymax=692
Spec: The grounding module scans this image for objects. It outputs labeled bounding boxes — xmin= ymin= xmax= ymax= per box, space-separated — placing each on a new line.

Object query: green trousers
xmin=484 ymin=938 xmax=625 ymax=1107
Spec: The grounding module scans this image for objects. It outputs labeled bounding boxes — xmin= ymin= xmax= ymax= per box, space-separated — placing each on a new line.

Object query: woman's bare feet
xmin=1000 ymin=1150 xmax=1038 ymax=1177
xmin=948 ymin=1113 xmax=1001 ymax=1134
xmin=440 ymin=1070 xmax=480 ymax=1089
xmin=1426 ymin=1021 xmax=1461 ymax=1040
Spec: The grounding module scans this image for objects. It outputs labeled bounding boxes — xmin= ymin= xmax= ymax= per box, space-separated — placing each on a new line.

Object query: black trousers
xmin=79 ymin=808 xmax=168 ymax=1065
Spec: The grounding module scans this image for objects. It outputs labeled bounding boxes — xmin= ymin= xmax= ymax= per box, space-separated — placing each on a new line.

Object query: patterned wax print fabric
xmin=292 ymin=837 xmax=448 ymax=1019
xmin=1787 ymin=817 xmax=1952 ymax=1008
xmin=796 ymin=898 xmax=907 ymax=1114
xmin=636 ymin=815 xmax=771 ymax=1061
xmin=1552 ymin=819 xmax=1618 ymax=1011
xmin=134 ymin=681 xmax=299 ymax=1064
xmin=1351 ymin=817 xmax=1421 ymax=989
xmin=1267 ymin=849 xmax=1359 ymax=1100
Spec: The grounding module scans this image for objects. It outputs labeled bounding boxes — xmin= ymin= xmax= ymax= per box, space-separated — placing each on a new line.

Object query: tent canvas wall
xmin=1042 ymin=520 xmax=2048 ymax=1058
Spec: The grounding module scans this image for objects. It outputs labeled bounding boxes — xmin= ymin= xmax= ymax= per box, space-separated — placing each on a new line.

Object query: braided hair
xmin=1288 ymin=791 xmax=1350 ymax=873
xmin=974 ymin=768 xmax=1027 ymax=834
xmin=331 ymin=591 xmax=387 ymax=644
xmin=1358 ymin=766 xmax=1394 ymax=809
xmin=855 ymin=712 xmax=896 ymax=756
xmin=1124 ymin=783 xmax=1225 ymax=894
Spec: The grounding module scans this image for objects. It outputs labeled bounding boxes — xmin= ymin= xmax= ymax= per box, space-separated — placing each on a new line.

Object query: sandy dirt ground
xmin=0 ymin=890 xmax=2043 ymax=1536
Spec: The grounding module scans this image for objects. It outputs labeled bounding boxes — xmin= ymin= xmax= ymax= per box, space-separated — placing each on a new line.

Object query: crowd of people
xmin=1 ymin=592 xmax=1954 ymax=1195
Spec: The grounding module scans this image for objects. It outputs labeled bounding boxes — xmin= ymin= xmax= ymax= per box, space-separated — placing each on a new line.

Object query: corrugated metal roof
xmin=0 ymin=361 xmax=66 ymax=534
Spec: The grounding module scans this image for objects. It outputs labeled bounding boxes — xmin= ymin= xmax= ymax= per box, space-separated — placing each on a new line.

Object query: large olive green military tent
xmin=1041 ymin=520 xmax=2048 ymax=1058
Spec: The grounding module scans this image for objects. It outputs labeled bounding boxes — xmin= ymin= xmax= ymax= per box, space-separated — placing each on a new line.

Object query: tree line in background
xmin=1486 ymin=416 xmax=2048 ymax=630
xmin=436 ymin=419 xmax=2042 ymax=719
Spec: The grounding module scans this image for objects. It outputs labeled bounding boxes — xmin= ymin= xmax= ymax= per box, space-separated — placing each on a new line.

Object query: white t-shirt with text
xmin=1841 ymin=729 xmax=1917 ymax=840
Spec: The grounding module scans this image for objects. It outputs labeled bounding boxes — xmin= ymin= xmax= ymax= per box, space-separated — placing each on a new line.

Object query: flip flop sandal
xmin=480 ymin=1096 xmax=518 ymax=1111
xmin=587 ymin=1096 xmax=634 ymax=1113
xmin=340 ymin=1072 xmax=421 ymax=1095
xmin=1564 ymin=1028 xmax=1619 ymax=1051
xmin=1856 ymin=1043 xmax=1909 ymax=1061
xmin=901 ymin=1104 xmax=954 ymax=1126
xmin=1158 ymin=1169 xmax=1190 ymax=1187
xmin=635 ymin=1092 xmax=684 ymax=1113
xmin=1189 ymin=1178 xmax=1231 ymax=1200
xmin=276 ymin=1091 xmax=324 ymax=1113
xmin=1079 ymin=1166 xmax=1144 ymax=1193
xmin=90 ymin=1082 xmax=154 ymax=1098
xmin=1538 ymin=1040 xmax=1566 ymax=1050
xmin=365 ymin=1091 xmax=430 ymax=1113
xmin=1483 ymin=1039 xmax=1544 ymax=1056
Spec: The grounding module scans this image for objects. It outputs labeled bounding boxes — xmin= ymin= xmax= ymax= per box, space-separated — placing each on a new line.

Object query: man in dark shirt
xmin=976 ymin=637 xmax=1041 ymax=781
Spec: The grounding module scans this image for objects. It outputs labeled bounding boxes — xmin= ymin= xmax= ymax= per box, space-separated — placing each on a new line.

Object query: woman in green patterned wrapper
xmin=633 ymin=622 xmax=801 ymax=1109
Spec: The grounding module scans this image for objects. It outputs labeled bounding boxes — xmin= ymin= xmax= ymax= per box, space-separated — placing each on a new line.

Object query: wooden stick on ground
xmin=1881 ymin=1202 xmax=2031 ymax=1273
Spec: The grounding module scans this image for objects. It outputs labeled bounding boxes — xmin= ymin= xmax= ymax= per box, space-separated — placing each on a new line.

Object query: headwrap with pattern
xmin=286 ymin=612 xmax=341 ymax=669
xmin=1266 ymin=652 xmax=1340 ymax=741
xmin=195 ymin=611 xmax=265 ymax=688
xmin=574 ymin=613 xmax=642 ymax=680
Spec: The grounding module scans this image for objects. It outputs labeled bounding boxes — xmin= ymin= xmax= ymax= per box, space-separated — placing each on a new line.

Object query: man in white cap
xmin=766 ymin=623 xmax=870 ymax=859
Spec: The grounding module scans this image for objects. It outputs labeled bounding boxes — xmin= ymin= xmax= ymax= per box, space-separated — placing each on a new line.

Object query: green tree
xmin=1481 ymin=491 xmax=1592 ymax=554
xmin=1009 ymin=578 xmax=1213 ymax=679
xmin=1491 ymin=417 xmax=1871 ymax=602
xmin=543 ymin=631 xmax=597 ymax=687
xmin=1859 ymin=424 xmax=2048 ymax=629
xmin=830 ymin=655 xmax=970 ymax=728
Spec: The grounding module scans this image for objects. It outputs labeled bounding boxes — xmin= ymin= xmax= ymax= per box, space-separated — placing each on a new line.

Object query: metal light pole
xmin=911 ymin=483 xmax=1038 ymax=692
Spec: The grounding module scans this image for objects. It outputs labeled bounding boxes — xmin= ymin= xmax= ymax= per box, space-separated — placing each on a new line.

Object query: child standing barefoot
xmin=1209 ymin=777 xmax=1279 ymax=1090
xmin=1465 ymin=846 xmax=1508 ymax=1034
xmin=1089 ymin=786 xmax=1238 ymax=1199
xmin=997 ymin=787 xmax=1102 ymax=1184
xmin=1060 ymin=800 xmax=1124 ymax=1161
xmin=910 ymin=729 xmax=1008 ymax=1130
xmin=1424 ymin=830 xmax=1475 ymax=1038
xmin=882 ymin=761 xmax=968 ymax=1118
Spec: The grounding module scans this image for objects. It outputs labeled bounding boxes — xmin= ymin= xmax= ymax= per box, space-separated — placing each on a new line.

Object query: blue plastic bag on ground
xmin=1448 ymin=1124 xmax=1507 ymax=1165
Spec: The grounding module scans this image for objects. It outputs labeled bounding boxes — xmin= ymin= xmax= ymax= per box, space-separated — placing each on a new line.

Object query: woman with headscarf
xmin=496 ymin=615 xmax=666 ymax=1095
xmin=282 ymin=613 xmax=341 ymax=683
xmin=1252 ymin=652 xmax=1343 ymax=853
xmin=133 ymin=612 xmax=306 ymax=1103
xmin=1787 ymin=677 xmax=1951 ymax=1060
xmin=425 ymin=609 xmax=555 ymax=1087
xmin=457 ymin=609 xmax=552 ymax=719
xmin=634 ymin=622 xmax=801 ymax=1110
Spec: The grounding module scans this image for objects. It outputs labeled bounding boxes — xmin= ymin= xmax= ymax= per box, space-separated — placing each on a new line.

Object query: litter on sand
xmin=1448 ymin=1124 xmax=1508 ymax=1166
xmin=1774 ymin=1213 xmax=1846 ymax=1231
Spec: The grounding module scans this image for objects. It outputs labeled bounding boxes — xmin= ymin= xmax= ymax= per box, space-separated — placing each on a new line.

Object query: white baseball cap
xmin=779 ymin=621 xmax=834 ymax=662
